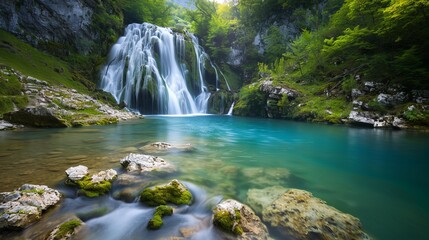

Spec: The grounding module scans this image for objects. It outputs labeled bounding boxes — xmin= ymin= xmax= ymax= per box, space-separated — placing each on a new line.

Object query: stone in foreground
xmin=212 ymin=199 xmax=269 ymax=240
xmin=65 ymin=166 xmax=117 ymax=198
xmin=262 ymin=189 xmax=370 ymax=240
xmin=120 ymin=153 xmax=175 ymax=173
xmin=0 ymin=184 xmax=61 ymax=230
xmin=140 ymin=179 xmax=192 ymax=206
xmin=46 ymin=218 xmax=83 ymax=240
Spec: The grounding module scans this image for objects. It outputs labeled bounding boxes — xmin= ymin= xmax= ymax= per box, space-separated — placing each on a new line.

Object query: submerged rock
xmin=65 ymin=166 xmax=117 ymax=198
xmin=262 ymin=189 xmax=370 ymax=240
xmin=120 ymin=153 xmax=175 ymax=173
xmin=140 ymin=142 xmax=194 ymax=154
xmin=241 ymin=167 xmax=290 ymax=188
xmin=212 ymin=199 xmax=269 ymax=240
xmin=46 ymin=218 xmax=83 ymax=240
xmin=246 ymin=186 xmax=288 ymax=214
xmin=0 ymin=184 xmax=61 ymax=230
xmin=140 ymin=179 xmax=192 ymax=206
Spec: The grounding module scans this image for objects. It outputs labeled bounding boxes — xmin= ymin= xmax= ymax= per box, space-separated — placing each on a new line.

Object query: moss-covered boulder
xmin=147 ymin=205 xmax=173 ymax=230
xmin=140 ymin=179 xmax=192 ymax=207
xmin=46 ymin=218 xmax=83 ymax=240
xmin=212 ymin=199 xmax=269 ymax=240
xmin=65 ymin=166 xmax=117 ymax=198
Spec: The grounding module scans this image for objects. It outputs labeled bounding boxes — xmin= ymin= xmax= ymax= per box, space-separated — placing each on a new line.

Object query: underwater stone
xmin=262 ymin=189 xmax=371 ymax=240
xmin=246 ymin=186 xmax=288 ymax=214
xmin=46 ymin=218 xmax=83 ymax=240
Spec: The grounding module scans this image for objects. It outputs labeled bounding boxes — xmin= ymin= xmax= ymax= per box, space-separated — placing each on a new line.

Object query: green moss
xmin=213 ymin=209 xmax=243 ymax=235
xmin=21 ymin=189 xmax=45 ymax=195
xmin=234 ymin=83 xmax=266 ymax=117
xmin=54 ymin=219 xmax=82 ymax=240
xmin=147 ymin=205 xmax=173 ymax=230
xmin=73 ymin=175 xmax=112 ymax=198
xmin=140 ymin=180 xmax=192 ymax=207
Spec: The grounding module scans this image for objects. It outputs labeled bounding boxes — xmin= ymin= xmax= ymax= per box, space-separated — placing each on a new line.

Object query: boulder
xmin=65 ymin=166 xmax=117 ymax=198
xmin=212 ymin=199 xmax=269 ymax=240
xmin=262 ymin=189 xmax=370 ymax=240
xmin=140 ymin=179 xmax=192 ymax=206
xmin=0 ymin=184 xmax=61 ymax=230
xmin=246 ymin=186 xmax=288 ymax=214
xmin=241 ymin=167 xmax=290 ymax=188
xmin=0 ymin=120 xmax=23 ymax=131
xmin=120 ymin=153 xmax=175 ymax=173
xmin=348 ymin=111 xmax=378 ymax=126
xmin=140 ymin=142 xmax=194 ymax=154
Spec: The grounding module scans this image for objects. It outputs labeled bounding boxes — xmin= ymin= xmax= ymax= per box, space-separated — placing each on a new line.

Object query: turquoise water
xmin=0 ymin=116 xmax=428 ymax=239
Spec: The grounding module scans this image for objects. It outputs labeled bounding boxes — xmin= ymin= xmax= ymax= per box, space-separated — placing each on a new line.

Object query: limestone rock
xmin=0 ymin=184 xmax=61 ymax=230
xmin=120 ymin=153 xmax=175 ymax=173
xmin=246 ymin=186 xmax=288 ymax=214
xmin=65 ymin=165 xmax=88 ymax=182
xmin=90 ymin=169 xmax=117 ymax=183
xmin=140 ymin=142 xmax=194 ymax=154
xmin=241 ymin=167 xmax=290 ymax=188
xmin=140 ymin=179 xmax=192 ymax=206
xmin=212 ymin=199 xmax=269 ymax=240
xmin=262 ymin=189 xmax=370 ymax=240
xmin=0 ymin=120 xmax=23 ymax=131
xmin=348 ymin=111 xmax=378 ymax=126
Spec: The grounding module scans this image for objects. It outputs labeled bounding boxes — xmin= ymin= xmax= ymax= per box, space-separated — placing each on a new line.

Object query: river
xmin=0 ymin=116 xmax=428 ymax=239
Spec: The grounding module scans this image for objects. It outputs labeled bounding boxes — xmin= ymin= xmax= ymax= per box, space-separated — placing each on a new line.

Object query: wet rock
xmin=65 ymin=166 xmax=116 ymax=198
xmin=90 ymin=169 xmax=117 ymax=183
xmin=3 ymin=106 xmax=69 ymax=127
xmin=140 ymin=142 xmax=194 ymax=154
xmin=0 ymin=120 xmax=23 ymax=131
xmin=65 ymin=165 xmax=88 ymax=182
xmin=147 ymin=205 xmax=173 ymax=230
xmin=348 ymin=111 xmax=378 ymax=126
xmin=0 ymin=184 xmax=61 ymax=230
xmin=120 ymin=153 xmax=175 ymax=173
xmin=140 ymin=179 xmax=192 ymax=206
xmin=46 ymin=218 xmax=83 ymax=240
xmin=246 ymin=186 xmax=288 ymax=214
xmin=393 ymin=117 xmax=407 ymax=129
xmin=212 ymin=199 xmax=269 ymax=240
xmin=262 ymin=189 xmax=370 ymax=240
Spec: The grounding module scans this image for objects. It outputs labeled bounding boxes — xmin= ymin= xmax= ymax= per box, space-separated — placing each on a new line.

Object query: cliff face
xmin=0 ymin=0 xmax=94 ymax=53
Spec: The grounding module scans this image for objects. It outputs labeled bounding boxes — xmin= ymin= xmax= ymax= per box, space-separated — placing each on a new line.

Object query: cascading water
xmin=100 ymin=23 xmax=214 ymax=115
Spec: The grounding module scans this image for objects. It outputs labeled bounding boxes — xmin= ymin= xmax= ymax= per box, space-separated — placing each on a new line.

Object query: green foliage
xmin=147 ymin=205 xmax=173 ymax=230
xmin=54 ymin=219 xmax=82 ymax=240
xmin=140 ymin=180 xmax=192 ymax=206
xmin=213 ymin=209 xmax=243 ymax=235
xmin=403 ymin=107 xmax=429 ymax=126
xmin=341 ymin=76 xmax=357 ymax=93
xmin=120 ymin=0 xmax=172 ymax=26
xmin=234 ymin=83 xmax=266 ymax=117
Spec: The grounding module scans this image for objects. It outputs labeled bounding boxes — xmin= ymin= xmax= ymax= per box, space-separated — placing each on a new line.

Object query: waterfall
xmin=227 ymin=102 xmax=235 ymax=116
xmin=100 ymin=23 xmax=213 ymax=115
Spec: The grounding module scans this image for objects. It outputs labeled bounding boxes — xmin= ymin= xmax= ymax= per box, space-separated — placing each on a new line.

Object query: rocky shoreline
xmin=0 ymin=142 xmax=371 ymax=240
xmin=0 ymin=66 xmax=138 ymax=130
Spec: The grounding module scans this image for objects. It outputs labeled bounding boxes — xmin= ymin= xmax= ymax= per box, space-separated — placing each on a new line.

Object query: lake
xmin=0 ymin=115 xmax=428 ymax=239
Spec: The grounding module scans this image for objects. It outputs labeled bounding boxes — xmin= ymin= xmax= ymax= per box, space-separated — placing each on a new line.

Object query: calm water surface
xmin=0 ymin=116 xmax=428 ymax=239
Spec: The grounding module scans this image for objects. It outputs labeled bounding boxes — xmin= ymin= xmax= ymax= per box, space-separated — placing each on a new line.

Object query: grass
xmin=0 ymin=30 xmax=89 ymax=94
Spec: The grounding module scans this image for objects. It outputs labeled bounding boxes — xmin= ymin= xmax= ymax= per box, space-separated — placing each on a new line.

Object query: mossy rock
xmin=213 ymin=209 xmax=243 ymax=235
xmin=140 ymin=179 xmax=192 ymax=207
xmin=47 ymin=218 xmax=83 ymax=240
xmin=70 ymin=175 xmax=112 ymax=198
xmin=147 ymin=205 xmax=173 ymax=230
